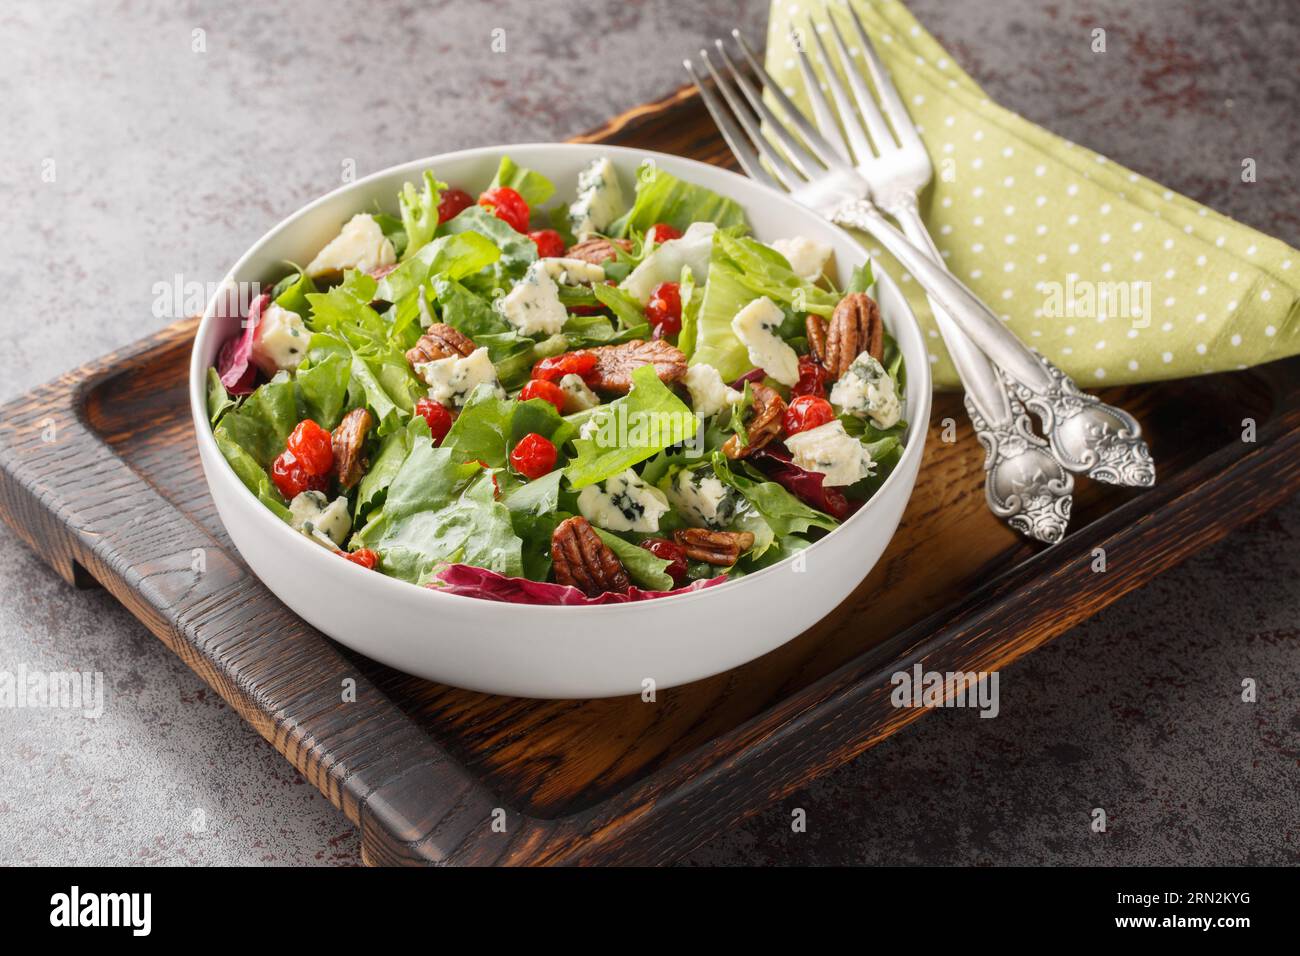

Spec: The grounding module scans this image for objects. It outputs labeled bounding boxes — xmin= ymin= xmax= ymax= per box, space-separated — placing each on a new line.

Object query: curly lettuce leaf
xmin=399 ymin=170 xmax=446 ymax=259
xmin=376 ymin=231 xmax=501 ymax=305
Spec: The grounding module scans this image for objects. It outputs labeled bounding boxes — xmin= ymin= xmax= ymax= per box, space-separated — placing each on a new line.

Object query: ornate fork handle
xmin=831 ymin=198 xmax=1156 ymax=489
xmin=964 ymin=390 xmax=1074 ymax=545
xmin=1003 ymin=352 xmax=1156 ymax=487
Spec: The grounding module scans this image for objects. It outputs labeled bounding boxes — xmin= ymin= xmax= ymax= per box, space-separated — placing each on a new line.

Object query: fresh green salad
xmin=208 ymin=155 xmax=907 ymax=605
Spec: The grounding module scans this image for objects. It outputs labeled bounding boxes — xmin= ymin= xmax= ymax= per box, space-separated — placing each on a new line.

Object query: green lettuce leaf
xmin=376 ymin=231 xmax=501 ymax=305
xmin=272 ymin=267 xmax=317 ymax=317
xmin=212 ymin=372 xmax=297 ymax=467
xmin=441 ymin=385 xmax=575 ymax=469
xmin=355 ymin=416 xmax=429 ymax=521
xmin=592 ymin=528 xmax=674 ymax=590
xmin=213 ymin=429 xmax=291 ymax=522
xmin=306 ymin=270 xmax=383 ymax=337
xmin=352 ymin=443 xmax=522 ymax=582
xmin=609 ymin=162 xmax=748 ymax=237
xmin=714 ymin=232 xmax=840 ymax=317
xmin=711 ymin=452 xmax=839 ymax=536
xmin=439 ymin=206 xmax=537 ymax=275
xmin=293 ymin=352 xmax=351 ymax=430
xmin=488 ymin=156 xmax=555 ymax=208
xmin=564 ymin=365 xmax=697 ymax=489
xmin=399 ymin=170 xmax=445 ymax=259
xmin=689 ymin=256 xmax=757 ymax=381
xmin=206 ymin=368 xmax=237 ymax=427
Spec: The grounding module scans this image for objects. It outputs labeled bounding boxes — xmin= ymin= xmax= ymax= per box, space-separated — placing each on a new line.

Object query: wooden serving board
xmin=2 ymin=86 xmax=1298 ymax=865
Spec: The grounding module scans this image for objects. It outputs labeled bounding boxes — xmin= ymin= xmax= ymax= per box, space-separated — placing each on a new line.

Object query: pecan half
xmin=565 ymin=237 xmax=632 ymax=265
xmin=723 ymin=383 xmax=787 ymax=459
xmin=673 ymin=528 xmax=756 ymax=566
xmin=805 ymin=313 xmax=828 ymax=366
xmin=551 ymin=516 xmax=631 ymax=597
xmin=331 ymin=407 xmax=373 ymax=490
xmin=585 ymin=339 xmax=687 ymax=394
xmin=825 ymin=293 xmax=884 ymax=380
xmin=405 ymin=323 xmax=476 ymax=368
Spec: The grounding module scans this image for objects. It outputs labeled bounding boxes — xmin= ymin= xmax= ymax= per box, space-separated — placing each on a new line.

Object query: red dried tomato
xmin=531 ymin=350 xmax=598 ymax=383
xmin=437 ymin=188 xmax=474 ymax=223
xmin=791 ymin=354 xmax=829 ymax=398
xmin=640 ymin=537 xmax=688 ymax=584
xmin=648 ymin=223 xmax=682 ymax=244
xmin=519 ymin=379 xmax=566 ymax=414
xmin=645 ymin=281 xmax=682 ymax=337
xmin=286 ymin=419 xmax=334 ymax=476
xmin=783 ymin=395 xmax=836 ymax=436
xmin=271 ymin=450 xmax=328 ymax=500
xmin=413 ymin=398 xmax=454 ymax=446
xmin=528 ymin=229 xmax=565 ymax=259
xmin=509 ymin=433 xmax=558 ymax=481
xmin=477 ymin=186 xmax=530 ymax=233
xmin=341 ymin=548 xmax=379 ymax=570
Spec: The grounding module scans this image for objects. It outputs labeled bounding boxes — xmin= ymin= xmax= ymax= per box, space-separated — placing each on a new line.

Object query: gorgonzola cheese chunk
xmin=731 ymin=296 xmax=799 ymax=387
xmin=500 ymin=260 xmax=568 ymax=336
xmin=414 ymin=346 xmax=503 ymax=407
xmin=289 ymin=491 xmax=353 ymax=548
xmin=829 ymin=352 xmax=902 ymax=428
xmin=568 ymin=157 xmax=626 ymax=239
xmin=784 ymin=420 xmax=875 ymax=487
xmin=538 ymin=257 xmax=606 ymax=285
xmin=770 ymin=236 xmax=833 ymax=282
xmin=558 ymin=373 xmax=600 ymax=413
xmin=251 ymin=301 xmax=309 ymax=375
xmin=577 ymin=469 xmax=670 ymax=533
xmin=683 ymin=363 xmax=741 ymax=419
xmin=666 ymin=469 xmax=736 ymax=529
xmin=621 ymin=221 xmax=716 ymax=303
xmin=305 ymin=213 xmax=396 ymax=280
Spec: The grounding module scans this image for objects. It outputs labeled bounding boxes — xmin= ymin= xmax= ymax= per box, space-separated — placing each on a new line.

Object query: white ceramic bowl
xmin=189 ymin=143 xmax=931 ymax=698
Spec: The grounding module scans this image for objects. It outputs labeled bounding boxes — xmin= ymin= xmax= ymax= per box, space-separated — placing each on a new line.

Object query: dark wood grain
xmin=1 ymin=84 xmax=1296 ymax=865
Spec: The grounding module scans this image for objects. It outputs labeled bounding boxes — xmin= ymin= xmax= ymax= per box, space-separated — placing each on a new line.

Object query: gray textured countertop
xmin=0 ymin=0 xmax=1296 ymax=865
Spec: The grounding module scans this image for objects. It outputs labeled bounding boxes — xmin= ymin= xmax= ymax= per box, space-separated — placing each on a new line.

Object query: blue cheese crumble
xmin=829 ymin=352 xmax=902 ymax=428
xmin=577 ymin=468 xmax=670 ymax=533
xmin=731 ymin=296 xmax=799 ymax=387
xmin=783 ymin=420 xmax=875 ymax=487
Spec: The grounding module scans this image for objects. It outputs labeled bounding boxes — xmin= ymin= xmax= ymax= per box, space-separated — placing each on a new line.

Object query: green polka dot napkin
xmin=764 ymin=0 xmax=1300 ymax=388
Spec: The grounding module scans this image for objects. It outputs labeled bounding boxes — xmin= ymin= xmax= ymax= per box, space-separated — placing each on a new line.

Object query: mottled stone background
xmin=0 ymin=0 xmax=1295 ymax=865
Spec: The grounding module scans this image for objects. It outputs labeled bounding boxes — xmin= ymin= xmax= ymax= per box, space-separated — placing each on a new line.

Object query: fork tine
xmin=824 ymin=8 xmax=898 ymax=154
xmin=845 ymin=1 xmax=925 ymax=151
xmin=712 ymin=40 xmax=824 ymax=181
xmin=780 ymin=27 xmax=852 ymax=163
xmin=805 ymin=17 xmax=874 ymax=165
xmin=792 ymin=22 xmax=851 ymax=163
xmin=727 ymin=29 xmax=852 ymax=173
xmin=697 ymin=50 xmax=804 ymax=190
xmin=683 ymin=58 xmax=783 ymax=192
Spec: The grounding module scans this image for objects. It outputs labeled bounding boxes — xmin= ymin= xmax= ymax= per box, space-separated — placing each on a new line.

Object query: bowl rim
xmin=189 ymin=141 xmax=932 ymax=615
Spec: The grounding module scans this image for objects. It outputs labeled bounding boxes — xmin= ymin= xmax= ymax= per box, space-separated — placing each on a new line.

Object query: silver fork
xmin=685 ymin=17 xmax=1156 ymax=539
xmin=799 ymin=6 xmax=1153 ymax=491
